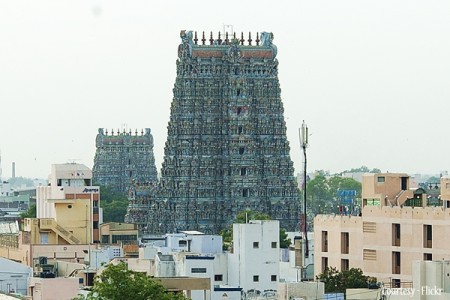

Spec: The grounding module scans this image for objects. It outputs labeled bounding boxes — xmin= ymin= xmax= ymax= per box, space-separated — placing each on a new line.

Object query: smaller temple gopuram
xmin=92 ymin=128 xmax=158 ymax=194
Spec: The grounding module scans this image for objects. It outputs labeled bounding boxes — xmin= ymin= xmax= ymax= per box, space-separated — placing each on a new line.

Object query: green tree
xmin=234 ymin=210 xmax=272 ymax=223
xmin=306 ymin=174 xmax=333 ymax=215
xmin=76 ymin=262 xmax=189 ymax=300
xmin=279 ymin=228 xmax=291 ymax=248
xmin=342 ymin=166 xmax=380 ymax=174
xmin=99 ymin=186 xmax=128 ymax=222
xmin=101 ymin=200 xmax=129 ymax=223
xmin=316 ymin=267 xmax=376 ymax=293
xmin=20 ymin=204 xmax=36 ymax=219
xmin=306 ymin=175 xmax=361 ymax=216
xmin=220 ymin=210 xmax=291 ymax=249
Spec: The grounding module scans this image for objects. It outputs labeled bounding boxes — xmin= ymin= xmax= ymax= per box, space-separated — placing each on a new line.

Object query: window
xmin=392 ymin=251 xmax=401 ymax=274
xmin=238 ymin=126 xmax=243 ymax=134
xmin=341 ymin=232 xmax=349 ymax=254
xmin=93 ymin=221 xmax=99 ymax=229
xmin=253 ymin=242 xmax=259 ymax=249
xmin=239 ymin=147 xmax=245 ymax=155
xmin=271 ymin=242 xmax=277 ymax=248
xmin=253 ymin=275 xmax=259 ymax=282
xmin=111 ymin=234 xmax=138 ymax=243
xmin=392 ymin=279 xmax=401 ymax=288
xmin=242 ymin=188 xmax=249 ymax=197
xmin=377 ymin=176 xmax=385 ymax=183
xmin=191 ymin=268 xmax=207 ymax=273
xmin=322 ymin=231 xmax=328 ymax=252
xmin=179 ymin=240 xmax=187 ymax=247
xmin=423 ymin=225 xmax=432 ymax=248
xmin=101 ymin=235 xmax=110 ymax=244
xmin=271 ymin=275 xmax=277 ymax=282
xmin=364 ymin=199 xmax=381 ymax=206
xmin=392 ymin=224 xmax=400 ymax=246
xmin=424 ymin=253 xmax=432 ymax=261
xmin=322 ymin=257 xmax=328 ymax=272
xmin=40 ymin=232 xmax=49 ymax=244
xmin=214 ymin=274 xmax=223 ymax=281
xmin=341 ymin=259 xmax=349 ymax=271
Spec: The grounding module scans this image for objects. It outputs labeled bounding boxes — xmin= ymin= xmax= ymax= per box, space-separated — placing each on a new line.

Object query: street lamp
xmin=299 ymin=120 xmax=309 ymax=263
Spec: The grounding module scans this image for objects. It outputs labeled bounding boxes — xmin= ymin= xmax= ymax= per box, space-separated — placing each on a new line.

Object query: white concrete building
xmin=134 ymin=222 xmax=293 ymax=299
xmin=280 ymin=232 xmax=315 ymax=282
xmin=85 ymin=246 xmax=123 ymax=270
xmin=0 ymin=181 xmax=13 ymax=197
xmin=228 ymin=220 xmax=280 ymax=296
xmin=0 ymin=257 xmax=32 ymax=295
xmin=178 ymin=253 xmax=230 ymax=300
xmin=159 ymin=231 xmax=222 ymax=255
xmin=137 ymin=231 xmax=241 ymax=300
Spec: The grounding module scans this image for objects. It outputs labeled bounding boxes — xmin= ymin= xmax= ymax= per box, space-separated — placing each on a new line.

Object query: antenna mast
xmin=299 ymin=120 xmax=309 ymax=264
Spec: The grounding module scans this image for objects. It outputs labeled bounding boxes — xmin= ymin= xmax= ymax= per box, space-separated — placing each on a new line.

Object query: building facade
xmin=0 ymin=257 xmax=32 ymax=295
xmin=125 ymin=30 xmax=300 ymax=234
xmin=131 ymin=221 xmax=282 ymax=300
xmin=36 ymin=163 xmax=102 ymax=244
xmin=93 ymin=128 xmax=158 ymax=194
xmin=229 ymin=220 xmax=280 ymax=295
xmin=314 ymin=173 xmax=450 ymax=286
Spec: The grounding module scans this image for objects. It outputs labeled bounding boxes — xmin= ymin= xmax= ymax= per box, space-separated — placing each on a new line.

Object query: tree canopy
xmin=306 ymin=174 xmax=361 ymax=216
xmin=316 ymin=267 xmax=376 ymax=293
xmin=342 ymin=166 xmax=381 ymax=174
xmin=99 ymin=186 xmax=129 ymax=223
xmin=76 ymin=262 xmax=188 ymax=300
xmin=220 ymin=210 xmax=291 ymax=249
xmin=20 ymin=204 xmax=36 ymax=219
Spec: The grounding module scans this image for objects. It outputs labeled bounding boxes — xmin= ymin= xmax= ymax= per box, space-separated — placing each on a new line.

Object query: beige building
xmin=0 ymin=163 xmax=102 ymax=267
xmin=29 ymin=277 xmax=80 ymax=300
xmin=314 ymin=173 xmax=450 ymax=286
xmin=347 ymin=260 xmax=450 ymax=300
xmin=99 ymin=222 xmax=138 ymax=245
xmin=36 ymin=163 xmax=102 ymax=244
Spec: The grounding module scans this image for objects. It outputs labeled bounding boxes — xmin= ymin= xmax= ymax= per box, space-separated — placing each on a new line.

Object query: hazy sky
xmin=1 ymin=0 xmax=450 ymax=179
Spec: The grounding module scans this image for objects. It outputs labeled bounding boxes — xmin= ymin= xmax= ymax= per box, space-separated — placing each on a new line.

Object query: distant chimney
xmin=12 ymin=162 xmax=15 ymax=179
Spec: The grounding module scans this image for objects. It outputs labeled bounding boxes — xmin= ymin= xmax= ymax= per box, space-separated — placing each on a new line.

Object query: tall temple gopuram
xmin=125 ymin=30 xmax=300 ymax=234
xmin=93 ymin=128 xmax=158 ymax=193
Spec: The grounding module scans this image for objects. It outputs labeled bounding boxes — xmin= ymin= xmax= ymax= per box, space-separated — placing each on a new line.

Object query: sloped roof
xmin=0 ymin=221 xmax=19 ymax=234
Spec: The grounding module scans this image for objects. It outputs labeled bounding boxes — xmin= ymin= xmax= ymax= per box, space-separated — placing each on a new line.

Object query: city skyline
xmin=1 ymin=0 xmax=450 ymax=179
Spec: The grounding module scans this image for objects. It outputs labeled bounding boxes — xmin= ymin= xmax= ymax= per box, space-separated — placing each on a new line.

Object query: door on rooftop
xmin=401 ymin=177 xmax=407 ymax=190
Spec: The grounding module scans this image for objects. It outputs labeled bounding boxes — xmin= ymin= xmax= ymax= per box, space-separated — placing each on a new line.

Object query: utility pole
xmin=299 ymin=120 xmax=309 ymax=264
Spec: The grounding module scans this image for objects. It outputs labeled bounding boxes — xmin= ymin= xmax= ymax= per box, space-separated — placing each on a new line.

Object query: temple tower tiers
xmin=92 ymin=128 xmax=158 ymax=194
xmin=126 ymin=30 xmax=300 ymax=234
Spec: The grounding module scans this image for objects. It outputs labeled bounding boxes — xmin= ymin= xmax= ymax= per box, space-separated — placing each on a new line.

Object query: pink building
xmin=314 ymin=173 xmax=450 ymax=287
